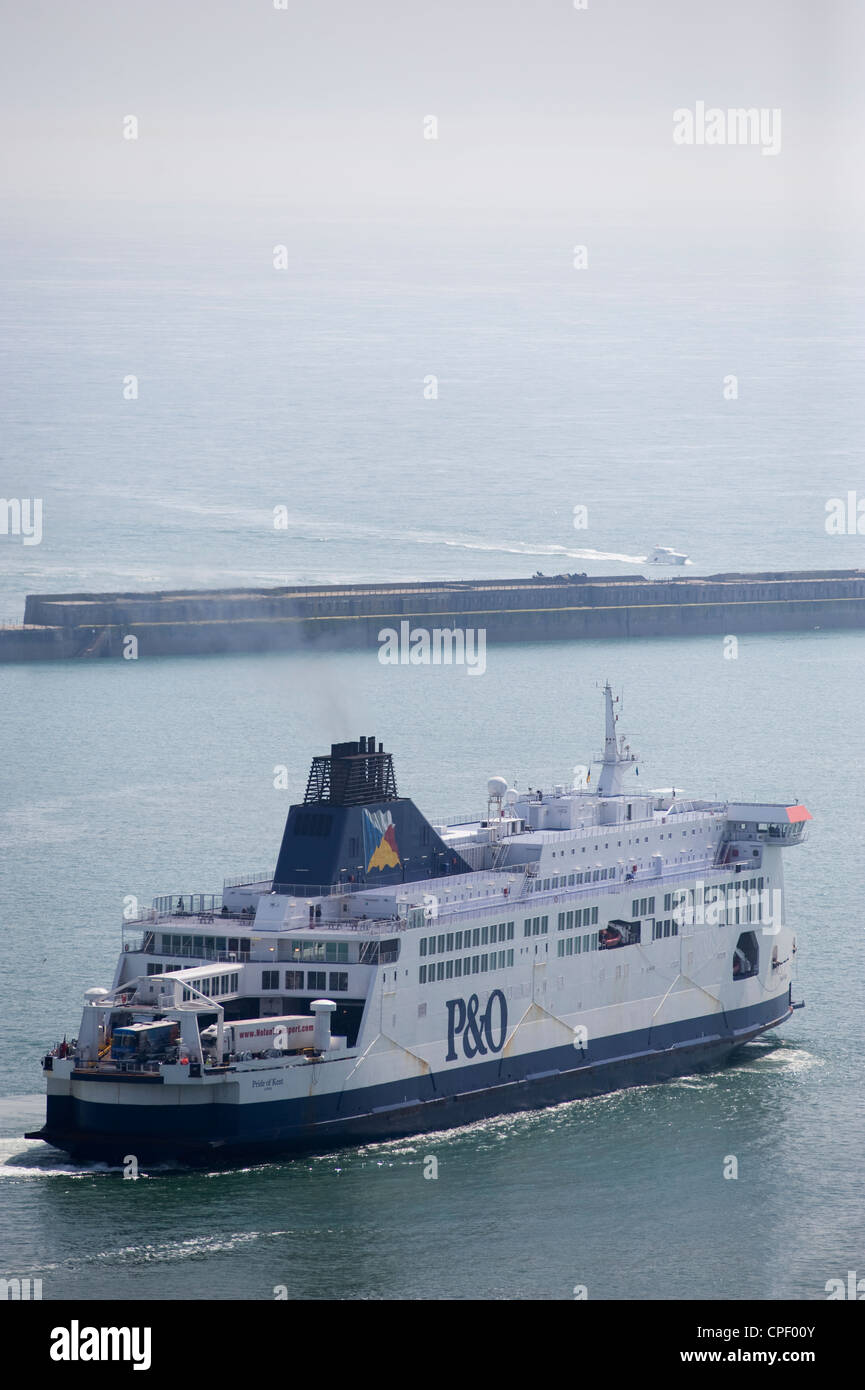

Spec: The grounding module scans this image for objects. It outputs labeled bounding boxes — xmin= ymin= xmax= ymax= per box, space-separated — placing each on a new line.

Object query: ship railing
xmin=420 ymin=857 xmax=735 ymax=925
xmin=222 ymin=870 xmax=273 ymax=889
xmin=221 ymin=872 xmax=469 ymax=897
xmin=125 ymin=901 xmax=260 ymax=927
xmin=126 ymin=859 xmax=737 ymax=944
xmin=283 ymin=915 xmax=405 ymax=936
xmin=515 ymin=808 xmax=727 ymax=844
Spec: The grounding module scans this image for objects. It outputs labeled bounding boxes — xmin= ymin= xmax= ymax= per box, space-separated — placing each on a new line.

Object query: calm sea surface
xmin=0 ymin=217 xmax=863 ymax=1299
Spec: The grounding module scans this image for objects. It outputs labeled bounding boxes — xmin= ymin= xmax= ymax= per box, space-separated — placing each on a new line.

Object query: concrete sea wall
xmin=3 ymin=570 xmax=865 ymax=662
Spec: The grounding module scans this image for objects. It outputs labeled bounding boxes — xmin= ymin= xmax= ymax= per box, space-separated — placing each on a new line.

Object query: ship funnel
xmin=272 ymin=734 xmax=472 ymax=890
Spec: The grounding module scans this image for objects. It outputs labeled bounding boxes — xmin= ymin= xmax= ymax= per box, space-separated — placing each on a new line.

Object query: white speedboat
xmin=648 ymin=545 xmax=689 ymax=565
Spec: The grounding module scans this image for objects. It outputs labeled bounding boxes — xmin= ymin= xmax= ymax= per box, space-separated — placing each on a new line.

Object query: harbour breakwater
xmin=2 ymin=569 xmax=865 ymax=662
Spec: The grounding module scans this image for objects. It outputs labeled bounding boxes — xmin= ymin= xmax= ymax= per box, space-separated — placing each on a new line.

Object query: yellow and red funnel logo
xmin=363 ymin=809 xmax=400 ymax=871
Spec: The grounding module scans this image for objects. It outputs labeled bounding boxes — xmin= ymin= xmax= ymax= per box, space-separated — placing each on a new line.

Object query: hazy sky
xmin=1 ymin=0 xmax=862 ymax=229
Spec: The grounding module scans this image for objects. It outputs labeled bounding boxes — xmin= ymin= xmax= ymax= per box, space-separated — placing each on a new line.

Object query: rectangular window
xmin=481 ymin=926 xmax=488 ymax=945
xmin=445 ymin=960 xmax=453 ymax=979
xmin=446 ymin=933 xmax=454 ymax=951
xmin=307 ymin=970 xmax=326 ymax=990
xmin=285 ymin=970 xmax=304 ymax=990
xmin=262 ymin=970 xmax=279 ymax=990
xmin=438 ymin=935 xmax=445 ymax=953
xmin=437 ymin=962 xmax=445 ymax=981
xmin=490 ymin=923 xmax=498 ymax=944
xmin=632 ymin=899 xmax=639 ymax=916
xmin=472 ymin=955 xmax=480 ymax=973
xmin=524 ymin=918 xmax=532 ymax=937
xmin=464 ymin=956 xmax=471 ymax=976
xmin=507 ymin=950 xmax=514 ymax=966
xmin=473 ymin=928 xmax=481 ymax=947
xmin=328 ymin=972 xmax=348 ymax=992
xmin=419 ymin=965 xmax=427 ymax=983
xmin=420 ymin=939 xmax=427 ymax=957
xmin=480 ymin=954 xmax=488 ymax=972
xmin=558 ymin=940 xmax=565 ymax=957
xmin=541 ymin=916 xmax=549 ymax=934
xmin=454 ymin=958 xmax=462 ymax=978
xmin=455 ymin=931 xmax=463 ymax=950
xmin=428 ymin=936 xmax=436 ymax=956
xmin=507 ymin=921 xmax=514 ymax=940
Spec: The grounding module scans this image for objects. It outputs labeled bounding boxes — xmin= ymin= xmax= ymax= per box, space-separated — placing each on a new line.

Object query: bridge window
xmin=285 ymin=970 xmax=304 ymax=990
xmin=307 ymin=971 xmax=326 ymax=990
xmin=262 ymin=971 xmax=279 ymax=990
xmin=328 ymin=972 xmax=348 ymax=992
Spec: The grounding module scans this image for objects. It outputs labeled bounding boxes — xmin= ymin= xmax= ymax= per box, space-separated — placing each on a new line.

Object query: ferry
xmin=26 ymin=686 xmax=809 ymax=1163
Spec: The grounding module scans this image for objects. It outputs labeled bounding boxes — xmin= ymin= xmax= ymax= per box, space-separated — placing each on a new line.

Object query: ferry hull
xmin=28 ymin=996 xmax=793 ymax=1165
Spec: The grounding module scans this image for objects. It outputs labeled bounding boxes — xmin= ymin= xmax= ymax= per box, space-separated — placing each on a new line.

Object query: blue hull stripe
xmin=34 ymin=994 xmax=791 ymax=1160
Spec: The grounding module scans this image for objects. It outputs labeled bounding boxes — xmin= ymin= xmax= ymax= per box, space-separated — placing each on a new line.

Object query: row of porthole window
xmin=528 ymin=868 xmax=615 ymax=891
xmin=419 ymin=950 xmax=515 ymax=984
xmin=557 ymin=907 xmax=600 ymax=931
xmin=421 ymin=922 xmax=515 ymax=957
xmin=557 ymin=934 xmax=600 ymax=957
